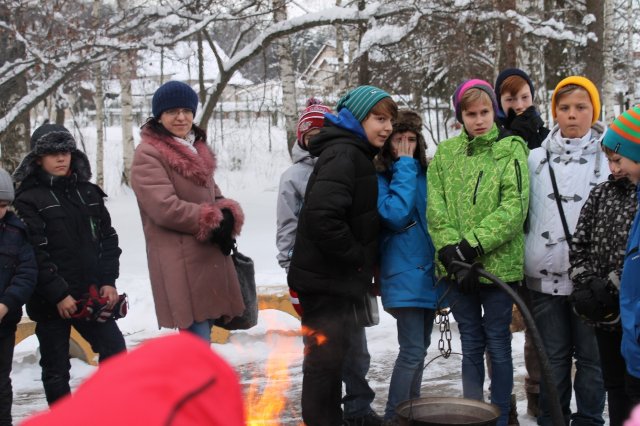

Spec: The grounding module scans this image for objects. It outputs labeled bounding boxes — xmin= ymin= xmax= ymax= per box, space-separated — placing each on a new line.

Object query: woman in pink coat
xmin=131 ymin=81 xmax=245 ymax=342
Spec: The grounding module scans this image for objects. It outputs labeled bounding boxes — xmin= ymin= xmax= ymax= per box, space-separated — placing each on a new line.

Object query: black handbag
xmin=214 ymin=244 xmax=258 ymax=330
xmin=352 ymin=290 xmax=380 ymax=328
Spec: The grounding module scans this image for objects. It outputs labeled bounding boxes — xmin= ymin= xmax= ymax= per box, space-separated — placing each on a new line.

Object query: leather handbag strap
xmin=546 ymin=151 xmax=572 ymax=243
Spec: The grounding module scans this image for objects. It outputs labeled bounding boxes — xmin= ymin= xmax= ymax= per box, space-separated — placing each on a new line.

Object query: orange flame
xmin=245 ymin=348 xmax=290 ymax=424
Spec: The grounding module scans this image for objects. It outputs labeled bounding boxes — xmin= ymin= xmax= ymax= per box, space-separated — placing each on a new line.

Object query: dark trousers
xmin=625 ymin=371 xmax=640 ymax=407
xmin=594 ymin=327 xmax=631 ymax=426
xmin=36 ymin=318 xmax=126 ymax=405
xmin=299 ymin=293 xmax=358 ymax=426
xmin=0 ymin=332 xmax=15 ymax=426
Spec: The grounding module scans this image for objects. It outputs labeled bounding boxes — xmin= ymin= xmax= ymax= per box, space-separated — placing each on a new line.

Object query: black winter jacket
xmin=287 ymin=123 xmax=379 ymax=300
xmin=13 ymin=169 xmax=121 ymax=322
xmin=0 ymin=211 xmax=37 ymax=336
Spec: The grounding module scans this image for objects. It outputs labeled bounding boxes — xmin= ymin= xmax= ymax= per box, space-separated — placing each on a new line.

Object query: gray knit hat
xmin=336 ymin=85 xmax=391 ymax=122
xmin=0 ymin=168 xmax=14 ymax=202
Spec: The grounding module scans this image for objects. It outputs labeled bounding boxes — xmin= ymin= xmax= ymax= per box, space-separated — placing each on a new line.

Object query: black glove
xmin=569 ymin=276 xmax=620 ymax=323
xmin=506 ymin=106 xmax=545 ymax=148
xmin=455 ymin=261 xmax=484 ymax=294
xmin=210 ymin=209 xmax=235 ymax=256
xmin=437 ymin=239 xmax=479 ymax=276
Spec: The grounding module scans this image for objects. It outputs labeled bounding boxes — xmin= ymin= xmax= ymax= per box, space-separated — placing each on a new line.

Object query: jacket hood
xmin=324 ymin=108 xmax=368 ymax=142
xmin=22 ymin=333 xmax=245 ymax=426
xmin=291 ymin=142 xmax=314 ymax=164
xmin=13 ymin=152 xmax=92 ymax=185
xmin=309 ymin=120 xmax=378 ymax=160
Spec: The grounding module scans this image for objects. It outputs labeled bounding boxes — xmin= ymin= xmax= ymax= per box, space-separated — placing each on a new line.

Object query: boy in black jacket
xmin=12 ymin=124 xmax=126 ymax=406
xmin=288 ymin=85 xmax=397 ymax=426
xmin=0 ymin=167 xmax=36 ymax=426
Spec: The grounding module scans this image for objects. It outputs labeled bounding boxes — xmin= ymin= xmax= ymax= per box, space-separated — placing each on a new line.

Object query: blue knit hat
xmin=152 ymin=81 xmax=199 ymax=119
xmin=336 ymin=85 xmax=391 ymax=122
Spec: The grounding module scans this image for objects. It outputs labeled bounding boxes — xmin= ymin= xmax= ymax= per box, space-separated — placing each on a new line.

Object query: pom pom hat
xmin=602 ymin=105 xmax=640 ymax=162
xmin=336 ymin=85 xmax=391 ymax=122
xmin=452 ymin=79 xmax=499 ymax=123
xmin=296 ymin=98 xmax=332 ymax=148
xmin=551 ymin=76 xmax=601 ymax=125
xmin=152 ymin=81 xmax=199 ymax=119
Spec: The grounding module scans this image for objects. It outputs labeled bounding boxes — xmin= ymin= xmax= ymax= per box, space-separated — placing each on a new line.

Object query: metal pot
xmin=396 ymin=397 xmax=500 ymax=426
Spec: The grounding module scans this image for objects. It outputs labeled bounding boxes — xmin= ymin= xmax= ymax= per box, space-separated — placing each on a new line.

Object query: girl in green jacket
xmin=427 ymin=79 xmax=529 ymax=426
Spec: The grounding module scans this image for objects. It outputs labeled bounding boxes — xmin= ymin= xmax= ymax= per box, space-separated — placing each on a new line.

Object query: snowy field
xmin=9 ymin=119 xmax=596 ymax=424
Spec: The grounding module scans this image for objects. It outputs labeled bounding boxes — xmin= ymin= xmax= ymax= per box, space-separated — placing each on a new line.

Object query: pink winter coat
xmin=131 ymin=128 xmax=245 ymax=329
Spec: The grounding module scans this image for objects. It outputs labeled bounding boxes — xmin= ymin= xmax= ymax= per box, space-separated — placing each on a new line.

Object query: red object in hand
xmin=289 ymin=289 xmax=303 ymax=316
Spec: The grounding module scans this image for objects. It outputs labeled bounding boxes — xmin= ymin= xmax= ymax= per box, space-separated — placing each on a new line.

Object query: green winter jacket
xmin=427 ymin=124 xmax=529 ymax=283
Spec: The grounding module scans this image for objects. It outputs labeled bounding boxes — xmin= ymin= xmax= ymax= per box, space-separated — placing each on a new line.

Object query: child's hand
xmin=0 ymin=303 xmax=7 ymax=322
xmin=100 ymin=285 xmax=119 ymax=309
xmin=56 ymin=295 xmax=77 ymax=319
xmin=396 ymin=137 xmax=416 ymax=158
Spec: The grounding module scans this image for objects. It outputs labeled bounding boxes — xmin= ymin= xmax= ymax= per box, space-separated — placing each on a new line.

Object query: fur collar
xmin=140 ymin=129 xmax=216 ymax=187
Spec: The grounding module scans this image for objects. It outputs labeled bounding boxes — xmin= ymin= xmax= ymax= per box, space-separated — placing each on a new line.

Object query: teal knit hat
xmin=336 ymin=85 xmax=391 ymax=122
xmin=602 ymin=104 xmax=640 ymax=162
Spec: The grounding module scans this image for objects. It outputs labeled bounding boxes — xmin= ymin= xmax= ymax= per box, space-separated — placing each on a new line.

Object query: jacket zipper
xmin=473 ymin=171 xmax=483 ymax=204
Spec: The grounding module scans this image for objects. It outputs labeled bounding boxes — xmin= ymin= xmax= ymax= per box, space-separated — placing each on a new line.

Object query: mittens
xmin=569 ymin=276 xmax=620 ymax=324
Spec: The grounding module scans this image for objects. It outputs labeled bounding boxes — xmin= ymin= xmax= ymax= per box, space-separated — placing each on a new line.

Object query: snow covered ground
xmin=9 ymin=121 xmax=597 ymax=424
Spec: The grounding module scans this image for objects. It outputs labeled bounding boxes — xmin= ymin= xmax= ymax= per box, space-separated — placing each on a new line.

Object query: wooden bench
xmin=15 ymin=317 xmax=98 ymax=366
xmin=15 ymin=290 xmax=299 ymax=358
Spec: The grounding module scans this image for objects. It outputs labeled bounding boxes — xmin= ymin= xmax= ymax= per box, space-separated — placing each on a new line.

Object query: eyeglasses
xmin=163 ymin=108 xmax=194 ymax=117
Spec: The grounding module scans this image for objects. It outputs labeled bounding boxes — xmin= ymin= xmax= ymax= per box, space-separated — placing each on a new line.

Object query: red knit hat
xmin=297 ymin=98 xmax=331 ymax=149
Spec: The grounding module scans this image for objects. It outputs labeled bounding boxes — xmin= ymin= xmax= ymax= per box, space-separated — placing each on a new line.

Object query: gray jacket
xmin=276 ymin=144 xmax=316 ymax=269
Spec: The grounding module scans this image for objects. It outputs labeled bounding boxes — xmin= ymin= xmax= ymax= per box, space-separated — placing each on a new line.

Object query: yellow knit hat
xmin=551 ymin=76 xmax=601 ymax=125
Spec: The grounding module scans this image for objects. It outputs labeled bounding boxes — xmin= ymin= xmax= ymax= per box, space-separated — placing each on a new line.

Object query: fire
xmin=245 ymin=346 xmax=290 ymax=424
xmin=244 ymin=316 xmax=328 ymax=424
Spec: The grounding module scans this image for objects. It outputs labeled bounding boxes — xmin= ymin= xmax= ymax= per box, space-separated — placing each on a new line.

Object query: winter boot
xmin=526 ymin=392 xmax=539 ymax=418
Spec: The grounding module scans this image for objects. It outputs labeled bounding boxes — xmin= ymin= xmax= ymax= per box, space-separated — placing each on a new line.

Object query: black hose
xmin=450 ymin=260 xmax=565 ymax=426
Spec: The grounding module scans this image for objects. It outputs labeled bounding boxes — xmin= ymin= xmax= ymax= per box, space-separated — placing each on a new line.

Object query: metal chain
xmin=435 ymin=308 xmax=452 ymax=358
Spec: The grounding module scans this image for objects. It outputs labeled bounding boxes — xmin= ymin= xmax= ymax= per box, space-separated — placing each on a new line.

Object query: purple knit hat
xmin=452 ymin=79 xmax=499 ymax=123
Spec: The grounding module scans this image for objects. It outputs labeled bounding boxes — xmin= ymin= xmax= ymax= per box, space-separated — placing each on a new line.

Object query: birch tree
xmin=273 ymin=0 xmax=298 ymax=154
xmin=118 ymin=0 xmax=135 ymax=186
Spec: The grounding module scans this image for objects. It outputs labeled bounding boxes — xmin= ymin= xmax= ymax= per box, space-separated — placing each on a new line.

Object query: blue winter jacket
xmin=621 ymin=184 xmax=640 ymax=378
xmin=0 ymin=211 xmax=37 ymax=336
xmin=377 ymin=157 xmax=443 ymax=309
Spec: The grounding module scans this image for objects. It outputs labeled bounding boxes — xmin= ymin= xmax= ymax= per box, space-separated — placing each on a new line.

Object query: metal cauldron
xmin=396 ymin=397 xmax=500 ymax=426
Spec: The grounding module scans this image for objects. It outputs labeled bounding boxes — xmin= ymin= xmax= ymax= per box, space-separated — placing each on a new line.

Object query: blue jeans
xmin=384 ymin=307 xmax=435 ymax=420
xmin=449 ymin=284 xmax=513 ymax=426
xmin=530 ymin=290 xmax=605 ymax=426
xmin=35 ymin=318 xmax=126 ymax=405
xmin=183 ymin=319 xmax=215 ymax=343
xmin=342 ymin=325 xmax=376 ymax=419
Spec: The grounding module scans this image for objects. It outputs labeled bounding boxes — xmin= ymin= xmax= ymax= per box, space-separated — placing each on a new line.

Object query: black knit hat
xmin=152 ymin=81 xmax=199 ymax=119
xmin=494 ymin=68 xmax=535 ymax=115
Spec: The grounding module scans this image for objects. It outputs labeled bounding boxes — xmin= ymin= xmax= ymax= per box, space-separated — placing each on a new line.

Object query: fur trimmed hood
xmin=13 ymin=131 xmax=92 ymax=183
xmin=140 ymin=128 xmax=216 ymax=187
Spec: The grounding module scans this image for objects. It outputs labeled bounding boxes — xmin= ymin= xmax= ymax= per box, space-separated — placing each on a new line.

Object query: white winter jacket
xmin=524 ymin=122 xmax=607 ymax=295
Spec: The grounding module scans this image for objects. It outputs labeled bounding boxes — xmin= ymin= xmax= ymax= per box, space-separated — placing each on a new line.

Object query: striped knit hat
xmin=297 ymin=98 xmax=331 ymax=149
xmin=336 ymin=85 xmax=391 ymax=122
xmin=452 ymin=79 xmax=499 ymax=123
xmin=602 ymin=105 xmax=640 ymax=162
xmin=551 ymin=76 xmax=601 ymax=125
